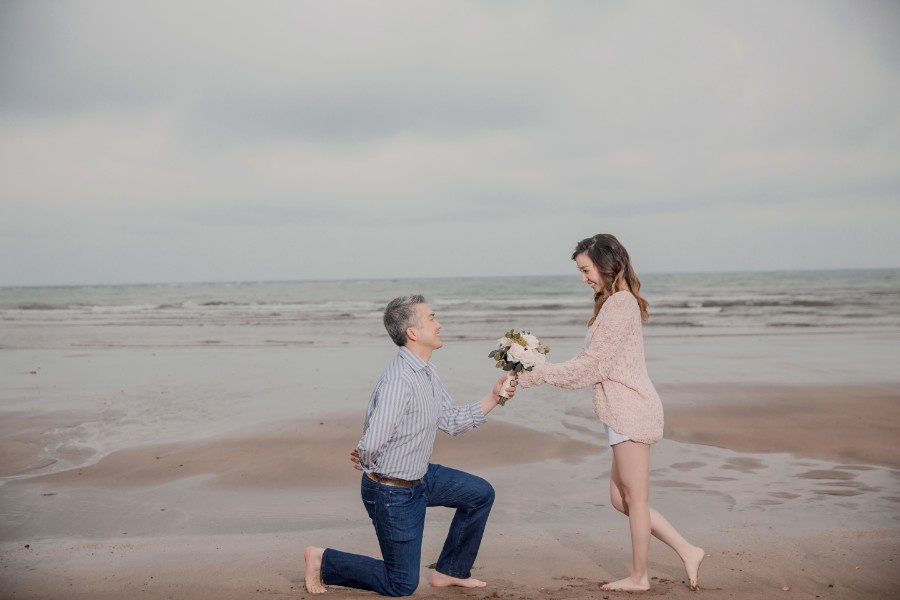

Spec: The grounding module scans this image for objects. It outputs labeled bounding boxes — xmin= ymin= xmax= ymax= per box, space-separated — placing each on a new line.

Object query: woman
xmin=517 ymin=234 xmax=705 ymax=592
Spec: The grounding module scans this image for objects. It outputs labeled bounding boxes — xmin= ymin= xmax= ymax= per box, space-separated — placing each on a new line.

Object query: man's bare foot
xmin=304 ymin=546 xmax=327 ymax=594
xmin=430 ymin=571 xmax=487 ymax=588
xmin=600 ymin=575 xmax=650 ymax=592
xmin=684 ymin=545 xmax=705 ymax=591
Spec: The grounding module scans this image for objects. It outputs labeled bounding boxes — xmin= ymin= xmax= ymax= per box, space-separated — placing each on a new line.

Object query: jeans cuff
xmin=435 ymin=564 xmax=469 ymax=580
xmin=319 ymin=548 xmax=333 ymax=585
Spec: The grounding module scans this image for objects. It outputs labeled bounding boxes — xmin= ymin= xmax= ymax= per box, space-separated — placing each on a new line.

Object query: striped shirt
xmin=357 ymin=346 xmax=487 ymax=480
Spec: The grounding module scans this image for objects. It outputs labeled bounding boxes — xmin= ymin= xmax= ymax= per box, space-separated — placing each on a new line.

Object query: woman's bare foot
xmin=600 ymin=574 xmax=650 ymax=592
xmin=684 ymin=545 xmax=705 ymax=591
xmin=304 ymin=546 xmax=327 ymax=594
xmin=430 ymin=571 xmax=487 ymax=588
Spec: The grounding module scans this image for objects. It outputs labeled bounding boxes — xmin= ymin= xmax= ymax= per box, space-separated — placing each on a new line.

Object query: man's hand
xmin=350 ymin=448 xmax=363 ymax=471
xmin=495 ymin=373 xmax=518 ymax=401
xmin=482 ymin=374 xmax=517 ymax=415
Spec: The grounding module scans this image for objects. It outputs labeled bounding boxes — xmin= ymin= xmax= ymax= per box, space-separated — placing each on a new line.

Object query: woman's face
xmin=575 ymin=252 xmax=602 ymax=293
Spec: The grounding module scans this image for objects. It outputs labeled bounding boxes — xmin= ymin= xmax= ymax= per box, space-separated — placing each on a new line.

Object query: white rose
xmin=497 ymin=336 xmax=513 ymax=348
xmin=530 ymin=350 xmax=546 ymax=366
xmin=506 ymin=342 xmax=528 ymax=363
xmin=522 ymin=333 xmax=540 ymax=348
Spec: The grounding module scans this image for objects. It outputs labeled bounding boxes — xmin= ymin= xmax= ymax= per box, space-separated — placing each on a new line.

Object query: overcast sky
xmin=1 ymin=1 xmax=898 ymax=286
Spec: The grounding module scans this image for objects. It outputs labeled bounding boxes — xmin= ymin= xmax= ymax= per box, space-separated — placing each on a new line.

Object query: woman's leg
xmin=608 ymin=443 xmax=705 ymax=590
xmin=603 ymin=440 xmax=652 ymax=591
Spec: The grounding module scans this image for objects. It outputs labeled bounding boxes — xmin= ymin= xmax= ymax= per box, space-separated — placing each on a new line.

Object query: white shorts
xmin=603 ymin=422 xmax=631 ymax=446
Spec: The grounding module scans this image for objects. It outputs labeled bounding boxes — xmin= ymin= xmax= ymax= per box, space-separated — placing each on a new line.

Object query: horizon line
xmin=1 ymin=265 xmax=899 ymax=289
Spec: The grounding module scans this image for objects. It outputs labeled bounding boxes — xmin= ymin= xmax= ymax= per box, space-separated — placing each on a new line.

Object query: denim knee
xmin=479 ymin=481 xmax=495 ymax=507
xmin=386 ymin=576 xmax=419 ymax=597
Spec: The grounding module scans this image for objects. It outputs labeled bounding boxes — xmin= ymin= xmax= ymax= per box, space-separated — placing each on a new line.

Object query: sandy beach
xmin=3 ymin=0 xmax=900 ymax=593
xmin=2 ymin=323 xmax=899 ymax=599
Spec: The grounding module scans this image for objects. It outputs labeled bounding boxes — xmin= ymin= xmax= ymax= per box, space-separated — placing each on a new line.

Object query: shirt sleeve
xmin=435 ymin=372 xmax=487 ymax=436
xmin=356 ymin=376 xmax=412 ymax=470
xmin=518 ymin=292 xmax=635 ymax=390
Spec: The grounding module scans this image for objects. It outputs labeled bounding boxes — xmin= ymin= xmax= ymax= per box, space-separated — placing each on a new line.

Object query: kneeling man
xmin=305 ymin=295 xmax=515 ymax=595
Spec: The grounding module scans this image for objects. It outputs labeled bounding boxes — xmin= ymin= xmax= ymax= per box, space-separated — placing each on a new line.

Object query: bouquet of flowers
xmin=489 ymin=330 xmax=550 ymax=406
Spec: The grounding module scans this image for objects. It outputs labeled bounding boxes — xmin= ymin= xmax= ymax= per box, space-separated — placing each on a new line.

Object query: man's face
xmin=409 ymin=303 xmax=443 ymax=351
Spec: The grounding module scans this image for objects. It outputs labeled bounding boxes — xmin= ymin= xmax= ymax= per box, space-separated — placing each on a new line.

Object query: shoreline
xmin=2 ymin=332 xmax=899 ymax=599
xmin=3 ymin=381 xmax=899 ymax=483
xmin=2 ymin=411 xmax=898 ymax=599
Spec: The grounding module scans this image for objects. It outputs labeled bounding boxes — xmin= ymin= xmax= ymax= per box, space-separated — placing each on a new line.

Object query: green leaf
xmin=502 ymin=363 xmax=514 ymax=371
xmin=515 ymin=363 xmax=524 ymax=373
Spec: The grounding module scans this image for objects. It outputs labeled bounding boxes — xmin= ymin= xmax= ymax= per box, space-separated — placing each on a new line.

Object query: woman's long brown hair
xmin=572 ymin=234 xmax=649 ymax=325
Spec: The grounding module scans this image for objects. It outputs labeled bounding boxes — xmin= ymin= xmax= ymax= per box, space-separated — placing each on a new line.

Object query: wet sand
xmin=2 ymin=333 xmax=900 ymax=599
xmin=2 ymin=392 xmax=899 ymax=600
xmin=662 ymin=383 xmax=900 ymax=469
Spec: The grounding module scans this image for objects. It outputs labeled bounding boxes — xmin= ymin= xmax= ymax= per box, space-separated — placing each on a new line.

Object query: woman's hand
xmin=350 ymin=448 xmax=362 ymax=471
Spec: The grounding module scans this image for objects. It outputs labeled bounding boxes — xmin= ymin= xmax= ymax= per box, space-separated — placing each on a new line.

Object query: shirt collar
xmin=399 ymin=346 xmax=432 ymax=373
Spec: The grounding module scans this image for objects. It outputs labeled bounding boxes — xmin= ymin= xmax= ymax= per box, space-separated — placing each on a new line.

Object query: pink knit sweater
xmin=518 ymin=291 xmax=664 ymax=444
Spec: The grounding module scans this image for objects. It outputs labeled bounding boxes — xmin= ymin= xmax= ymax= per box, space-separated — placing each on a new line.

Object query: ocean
xmin=2 ymin=268 xmax=898 ymax=483
xmin=2 ymin=268 xmax=898 ymax=347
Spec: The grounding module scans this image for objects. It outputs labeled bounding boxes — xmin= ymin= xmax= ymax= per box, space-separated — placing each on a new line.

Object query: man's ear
xmin=406 ymin=326 xmax=418 ymax=343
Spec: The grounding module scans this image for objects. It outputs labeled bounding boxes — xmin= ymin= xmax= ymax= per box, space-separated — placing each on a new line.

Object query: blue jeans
xmin=320 ymin=463 xmax=495 ymax=596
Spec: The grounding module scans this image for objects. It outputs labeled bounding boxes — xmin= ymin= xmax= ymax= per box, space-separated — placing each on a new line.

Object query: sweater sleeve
xmin=517 ymin=346 xmax=601 ymax=390
xmin=518 ymin=292 xmax=636 ymax=390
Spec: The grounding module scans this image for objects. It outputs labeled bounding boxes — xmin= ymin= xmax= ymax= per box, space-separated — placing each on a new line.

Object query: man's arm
xmin=356 ymin=377 xmax=410 ymax=471
xmin=438 ymin=374 xmax=516 ymax=436
xmin=482 ymin=374 xmax=517 ymax=415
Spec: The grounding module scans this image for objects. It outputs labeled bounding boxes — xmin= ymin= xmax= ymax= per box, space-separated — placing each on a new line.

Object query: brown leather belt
xmin=366 ymin=472 xmax=424 ymax=488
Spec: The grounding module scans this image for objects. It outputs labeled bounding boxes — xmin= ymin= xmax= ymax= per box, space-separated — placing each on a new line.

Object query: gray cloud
xmin=188 ymin=92 xmax=539 ymax=144
xmin=1 ymin=0 xmax=899 ymax=285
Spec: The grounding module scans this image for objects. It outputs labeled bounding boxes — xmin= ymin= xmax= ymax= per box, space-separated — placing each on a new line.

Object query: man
xmin=304 ymin=294 xmax=515 ymax=596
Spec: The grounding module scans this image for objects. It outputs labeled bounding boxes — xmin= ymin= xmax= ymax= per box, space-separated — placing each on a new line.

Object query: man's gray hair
xmin=384 ymin=294 xmax=426 ymax=347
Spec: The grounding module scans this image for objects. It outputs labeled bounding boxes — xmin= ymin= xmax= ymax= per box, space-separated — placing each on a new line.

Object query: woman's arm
xmin=519 ymin=292 xmax=636 ymax=390
xmin=518 ymin=346 xmax=600 ymax=390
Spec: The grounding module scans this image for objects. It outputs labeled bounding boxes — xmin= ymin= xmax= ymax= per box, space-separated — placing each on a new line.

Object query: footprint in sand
xmin=720 ymin=457 xmax=767 ymax=474
xmin=769 ymin=492 xmax=801 ymax=500
xmin=797 ymin=469 xmax=857 ymax=480
xmin=671 ymin=461 xmax=706 ymax=472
